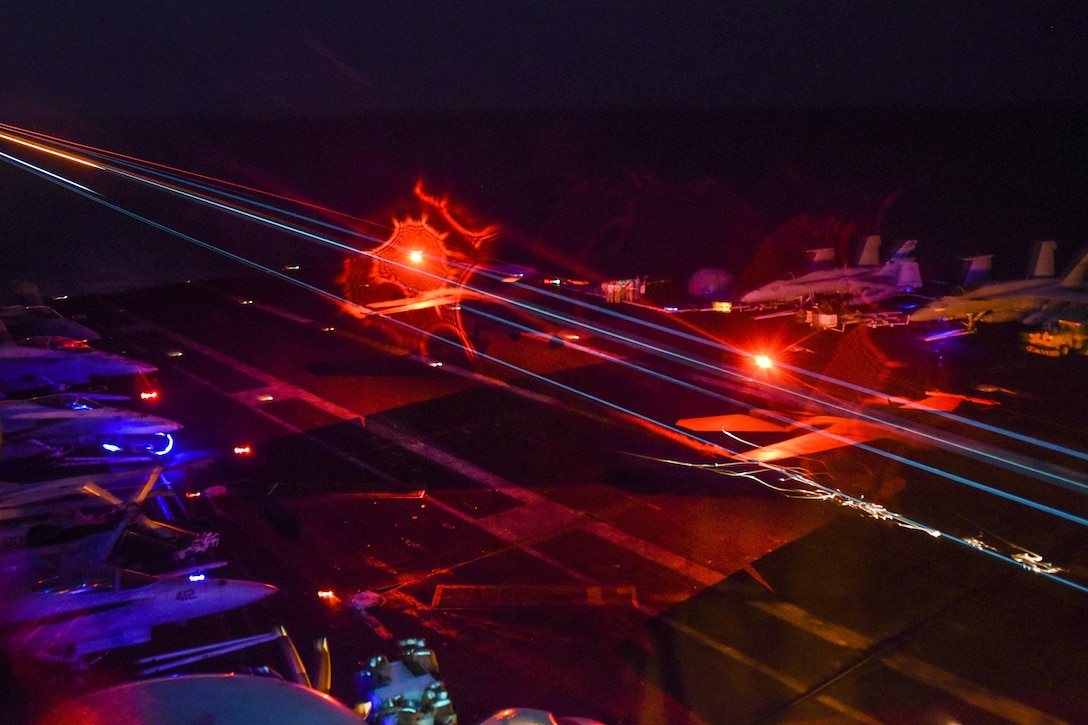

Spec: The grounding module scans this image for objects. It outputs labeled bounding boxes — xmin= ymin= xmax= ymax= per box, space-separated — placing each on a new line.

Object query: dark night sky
xmin=2 ymin=2 xmax=1088 ymax=300
xmin=3 ymin=1 xmax=1087 ymax=119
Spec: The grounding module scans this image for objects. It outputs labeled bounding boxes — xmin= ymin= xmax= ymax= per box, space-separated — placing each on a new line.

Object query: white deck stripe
xmin=752 ymin=599 xmax=1068 ymax=725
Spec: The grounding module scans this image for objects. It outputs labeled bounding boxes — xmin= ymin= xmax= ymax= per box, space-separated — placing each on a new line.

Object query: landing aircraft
xmin=739 ymin=236 xmax=922 ymax=307
xmin=0 ymin=393 xmax=181 ymax=465
xmin=676 ymin=391 xmax=997 ymax=463
xmin=910 ymin=241 xmax=1088 ymax=331
xmin=0 ymin=336 xmax=157 ymax=398
xmin=0 ymin=564 xmax=277 ymax=663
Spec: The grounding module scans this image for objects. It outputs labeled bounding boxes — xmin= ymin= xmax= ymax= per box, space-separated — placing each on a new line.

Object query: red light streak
xmin=0 ymin=130 xmax=103 ymax=169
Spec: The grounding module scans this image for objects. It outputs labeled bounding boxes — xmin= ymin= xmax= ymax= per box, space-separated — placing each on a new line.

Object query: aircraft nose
xmin=126 ymin=414 xmax=183 ymax=434
xmin=222 ymin=580 xmax=279 ymax=608
xmin=129 ymin=359 xmax=159 ymax=375
xmin=908 ymin=307 xmax=939 ymax=322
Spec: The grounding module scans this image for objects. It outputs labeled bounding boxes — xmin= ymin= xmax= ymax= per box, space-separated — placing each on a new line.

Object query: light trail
xmin=0 ymin=121 xmax=393 ymax=237
xmin=0 ymin=129 xmax=103 ymax=170
xmin=647 ymin=454 xmax=1088 ymax=594
xmin=0 ymin=151 xmax=99 ymax=196
xmin=3 ymin=125 xmax=1088 ymax=594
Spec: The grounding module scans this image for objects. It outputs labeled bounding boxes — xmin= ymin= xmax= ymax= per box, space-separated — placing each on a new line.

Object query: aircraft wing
xmin=1026 ymin=287 xmax=1088 ymax=304
xmin=0 ymin=372 xmax=64 ymax=396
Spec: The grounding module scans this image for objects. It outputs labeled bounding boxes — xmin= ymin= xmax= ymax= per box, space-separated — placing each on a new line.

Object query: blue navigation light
xmin=152 ymin=433 xmax=175 ymax=456
xmin=101 ymin=442 xmax=122 ymax=452
xmin=188 ymin=573 xmax=206 ymax=582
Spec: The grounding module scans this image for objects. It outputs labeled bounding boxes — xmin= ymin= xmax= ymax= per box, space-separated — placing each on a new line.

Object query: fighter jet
xmin=0 ymin=336 xmax=157 ymax=397
xmin=0 ymin=467 xmax=191 ymax=589
xmin=676 ymin=392 xmax=997 ymax=463
xmin=739 ymin=236 xmax=922 ymax=307
xmin=0 ymin=564 xmax=277 ymax=663
xmin=0 ymin=304 xmax=100 ymax=342
xmin=0 ymin=393 xmax=181 ymax=466
xmin=910 ymin=241 xmax=1088 ymax=331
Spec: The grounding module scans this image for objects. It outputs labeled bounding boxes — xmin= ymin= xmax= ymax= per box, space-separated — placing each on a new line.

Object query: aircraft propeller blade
xmin=79 ymin=481 xmax=124 ymax=507
xmin=98 ymin=466 xmax=168 ymax=558
xmin=313 ymin=637 xmax=333 ymax=694
xmin=277 ymin=625 xmax=313 ymax=688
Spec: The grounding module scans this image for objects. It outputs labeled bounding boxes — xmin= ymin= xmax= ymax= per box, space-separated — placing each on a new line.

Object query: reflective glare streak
xmin=648 ymin=454 xmax=1088 ymax=593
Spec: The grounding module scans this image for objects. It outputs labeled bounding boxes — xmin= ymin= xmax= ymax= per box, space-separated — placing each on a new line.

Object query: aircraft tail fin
xmin=885 ymin=239 xmax=917 ymax=262
xmin=806 ymin=248 xmax=837 ymax=273
xmin=894 ymin=260 xmax=923 ymax=290
xmin=1027 ymin=240 xmax=1057 ymax=279
xmin=959 ymin=254 xmax=993 ymax=287
xmin=856 ymin=235 xmax=882 ymax=267
xmin=871 ymin=240 xmax=918 ymax=280
xmin=872 ymin=240 xmax=920 ymax=288
xmin=1059 ymin=246 xmax=1088 ymax=288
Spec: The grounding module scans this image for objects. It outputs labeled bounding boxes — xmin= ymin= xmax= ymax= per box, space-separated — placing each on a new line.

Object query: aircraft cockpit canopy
xmin=32 ymin=568 xmax=157 ymax=594
xmin=20 ymin=336 xmax=93 ymax=351
xmin=33 ymin=394 xmax=104 ymax=411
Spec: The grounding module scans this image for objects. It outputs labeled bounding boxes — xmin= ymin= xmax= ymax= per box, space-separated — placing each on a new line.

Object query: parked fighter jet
xmin=0 ymin=393 xmax=180 ymax=466
xmin=676 ymin=391 xmax=997 ymax=463
xmin=739 ymin=236 xmax=922 ymax=307
xmin=0 ymin=304 xmax=100 ymax=342
xmin=0 ymin=336 xmax=157 ymax=397
xmin=0 ymin=467 xmax=189 ymax=589
xmin=0 ymin=564 xmax=276 ymax=663
xmin=910 ymin=241 xmax=1088 ymax=331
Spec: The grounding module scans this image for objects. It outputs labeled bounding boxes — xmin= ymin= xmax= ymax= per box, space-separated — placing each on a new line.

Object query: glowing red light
xmin=140 ymin=390 xmax=159 ymax=401
xmin=754 ymin=354 xmax=774 ymax=370
xmin=233 ymin=445 xmax=252 ymax=456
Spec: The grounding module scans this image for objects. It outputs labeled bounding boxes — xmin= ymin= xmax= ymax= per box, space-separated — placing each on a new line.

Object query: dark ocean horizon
xmin=2 ymin=105 xmax=1086 ymax=302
